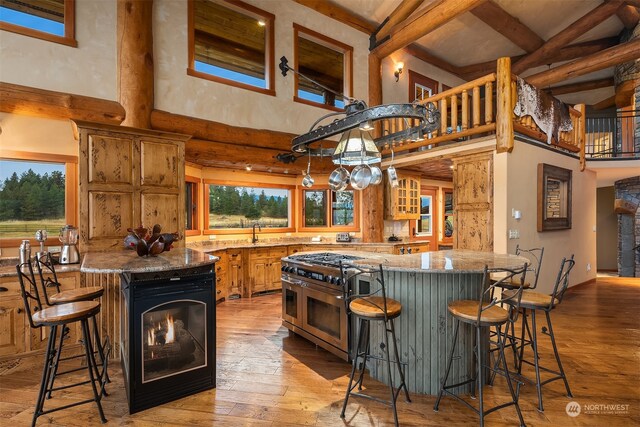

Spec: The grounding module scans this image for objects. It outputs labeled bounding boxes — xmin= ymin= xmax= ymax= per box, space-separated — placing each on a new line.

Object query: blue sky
xmin=0 ymin=7 xmax=63 ymax=36
xmin=0 ymin=160 xmax=65 ymax=183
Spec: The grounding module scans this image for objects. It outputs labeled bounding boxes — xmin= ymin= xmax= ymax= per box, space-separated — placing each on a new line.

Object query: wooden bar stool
xmin=340 ymin=263 xmax=410 ymax=427
xmin=502 ymin=255 xmax=575 ymax=412
xmin=35 ymin=252 xmax=110 ymax=387
xmin=434 ymin=263 xmax=528 ymax=427
xmin=17 ymin=260 xmax=108 ymax=426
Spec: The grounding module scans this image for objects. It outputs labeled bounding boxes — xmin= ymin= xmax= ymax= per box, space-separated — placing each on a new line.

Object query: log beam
xmin=470 ymin=0 xmax=544 ymax=53
xmin=545 ymin=77 xmax=614 ymax=96
xmin=616 ymin=4 xmax=640 ymax=28
xmin=592 ymin=95 xmax=617 ymax=110
xmin=526 ymin=39 xmax=640 ymax=87
xmin=371 ymin=0 xmax=484 ymax=59
xmin=0 ymin=81 xmax=125 ymax=124
xmin=117 ymin=0 xmax=154 ymax=129
xmin=512 ymin=0 xmax=623 ymax=74
xmin=291 ymin=0 xmax=377 ymax=33
xmin=374 ymin=0 xmax=427 ymax=44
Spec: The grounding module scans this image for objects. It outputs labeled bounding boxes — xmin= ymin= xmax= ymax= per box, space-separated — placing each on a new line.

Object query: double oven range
xmin=281 ymin=252 xmax=368 ymax=361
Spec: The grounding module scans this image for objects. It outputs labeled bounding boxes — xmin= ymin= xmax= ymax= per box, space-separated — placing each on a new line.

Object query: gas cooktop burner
xmin=288 ymin=252 xmax=364 ymax=268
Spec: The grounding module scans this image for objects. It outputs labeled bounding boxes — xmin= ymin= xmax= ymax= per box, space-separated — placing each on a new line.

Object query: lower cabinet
xmin=393 ymin=242 xmax=430 ymax=254
xmin=212 ymin=250 xmax=228 ymax=302
xmin=227 ymin=249 xmax=244 ymax=299
xmin=248 ymin=247 xmax=287 ymax=296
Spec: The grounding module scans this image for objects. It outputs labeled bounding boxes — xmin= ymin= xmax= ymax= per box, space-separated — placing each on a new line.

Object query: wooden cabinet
xmin=287 ymin=245 xmax=304 ymax=255
xmin=393 ymin=242 xmax=430 ymax=255
xmin=385 ymin=173 xmax=421 ymax=220
xmin=0 ymin=276 xmax=26 ymax=357
xmin=247 ymin=247 xmax=287 ymax=296
xmin=227 ymin=249 xmax=244 ymax=299
xmin=212 ymin=250 xmax=228 ymax=302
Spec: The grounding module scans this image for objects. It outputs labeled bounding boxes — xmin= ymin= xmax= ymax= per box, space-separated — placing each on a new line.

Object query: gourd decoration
xmin=124 ymin=224 xmax=181 ymax=257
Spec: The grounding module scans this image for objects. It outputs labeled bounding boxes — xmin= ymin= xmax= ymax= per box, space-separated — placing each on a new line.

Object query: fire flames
xmin=147 ymin=314 xmax=176 ymax=346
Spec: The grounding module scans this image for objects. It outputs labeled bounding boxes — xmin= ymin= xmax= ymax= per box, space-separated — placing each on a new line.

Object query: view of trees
xmin=208 ymin=185 xmax=289 ymax=228
xmin=0 ymin=169 xmax=65 ymax=221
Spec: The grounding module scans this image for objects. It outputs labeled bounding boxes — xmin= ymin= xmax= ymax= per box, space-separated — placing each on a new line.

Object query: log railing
xmin=379 ymin=57 xmax=586 ymax=170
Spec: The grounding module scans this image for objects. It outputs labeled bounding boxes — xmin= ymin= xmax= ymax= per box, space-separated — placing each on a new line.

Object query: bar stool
xmin=339 ymin=263 xmax=410 ymax=427
xmin=17 ymin=261 xmax=108 ymax=426
xmin=434 ymin=263 xmax=528 ymax=427
xmin=502 ymin=255 xmax=575 ymax=412
xmin=35 ymin=252 xmax=110 ymax=388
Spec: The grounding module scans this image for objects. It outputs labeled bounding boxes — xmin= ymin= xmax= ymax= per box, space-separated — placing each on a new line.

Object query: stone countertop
xmin=0 ymin=258 xmax=82 ymax=278
xmin=343 ymin=249 xmax=528 ymax=273
xmin=81 ymin=248 xmax=218 ymax=274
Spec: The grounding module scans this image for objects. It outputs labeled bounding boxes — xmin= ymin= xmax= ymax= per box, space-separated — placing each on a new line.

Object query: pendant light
xmin=332 ymin=128 xmax=381 ymax=166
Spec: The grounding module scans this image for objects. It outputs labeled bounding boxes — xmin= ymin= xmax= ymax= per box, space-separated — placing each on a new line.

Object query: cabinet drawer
xmin=0 ymin=278 xmax=22 ymax=297
xmin=269 ymin=247 xmax=288 ymax=258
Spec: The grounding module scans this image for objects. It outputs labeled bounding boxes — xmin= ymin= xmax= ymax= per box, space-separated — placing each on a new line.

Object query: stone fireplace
xmin=615 ymin=176 xmax=640 ymax=277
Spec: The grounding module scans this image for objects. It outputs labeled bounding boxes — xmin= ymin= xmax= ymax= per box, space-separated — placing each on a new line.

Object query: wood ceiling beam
xmin=403 ymin=44 xmax=464 ymax=78
xmin=470 ymin=0 xmax=544 ymax=53
xmin=512 ymin=0 xmax=624 ymax=74
xmin=526 ymin=38 xmax=640 ymax=87
xmin=371 ymin=0 xmax=485 ymax=59
xmin=616 ymin=4 xmax=640 ymax=28
xmin=592 ymin=95 xmax=616 ymax=110
xmin=623 ymin=0 xmax=640 ymax=7
xmin=291 ymin=0 xmax=377 ymax=34
xmin=0 ymin=81 xmax=125 ymax=124
xmin=374 ymin=0 xmax=426 ymax=43
xmin=545 ymin=77 xmax=614 ymax=96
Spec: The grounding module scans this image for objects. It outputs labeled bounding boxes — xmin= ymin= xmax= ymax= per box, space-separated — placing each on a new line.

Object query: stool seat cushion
xmin=503 ymin=289 xmax=557 ymax=309
xmin=32 ymin=301 xmax=100 ymax=327
xmin=49 ymin=286 xmax=104 ymax=304
xmin=448 ymin=300 xmax=509 ymax=326
xmin=350 ymin=296 xmax=402 ymax=319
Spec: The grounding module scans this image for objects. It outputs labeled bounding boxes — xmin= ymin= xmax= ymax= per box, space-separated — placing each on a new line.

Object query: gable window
xmin=205 ymin=182 xmax=293 ymax=233
xmin=188 ymin=0 xmax=275 ymax=95
xmin=301 ymin=188 xmax=358 ymax=231
xmin=0 ymin=152 xmax=77 ymax=246
xmin=294 ymin=24 xmax=352 ymax=111
xmin=409 ymin=70 xmax=438 ymax=102
xmin=0 ymin=0 xmax=76 ymax=47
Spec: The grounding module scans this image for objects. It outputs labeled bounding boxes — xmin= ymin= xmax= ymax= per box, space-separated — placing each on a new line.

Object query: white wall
xmin=0 ymin=1 xmax=117 ymax=100
xmin=494 ymin=141 xmax=598 ymax=294
xmin=0 ymin=113 xmax=76 ymax=156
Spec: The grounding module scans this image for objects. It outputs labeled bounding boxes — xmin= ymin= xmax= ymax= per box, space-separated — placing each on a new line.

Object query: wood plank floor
xmin=1 ymin=277 xmax=639 ymax=426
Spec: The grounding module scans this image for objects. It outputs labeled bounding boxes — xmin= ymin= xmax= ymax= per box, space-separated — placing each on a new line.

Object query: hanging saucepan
xmin=369 ymin=166 xmax=382 ymax=185
xmin=329 ymin=166 xmax=350 ymax=191
xmin=350 ymin=164 xmax=372 ymax=190
xmin=387 ymin=148 xmax=399 ymax=188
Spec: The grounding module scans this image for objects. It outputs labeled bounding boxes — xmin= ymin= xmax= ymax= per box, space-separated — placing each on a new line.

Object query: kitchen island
xmin=81 ymin=248 xmax=219 ymax=413
xmin=350 ymin=250 xmax=528 ymax=395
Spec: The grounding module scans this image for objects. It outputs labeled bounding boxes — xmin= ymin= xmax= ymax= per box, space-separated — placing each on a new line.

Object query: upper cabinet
xmin=73 ymin=121 xmax=190 ymax=252
xmin=385 ymin=173 xmax=421 ymax=220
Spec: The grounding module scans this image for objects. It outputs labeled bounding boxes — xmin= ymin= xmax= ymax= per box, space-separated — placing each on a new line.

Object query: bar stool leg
xmin=46 ymin=324 xmax=66 ymax=399
xmin=80 ymin=319 xmax=107 ymax=423
xmin=496 ymin=323 xmax=526 ymax=426
xmin=434 ymin=319 xmax=460 ymax=411
xmin=389 ymin=319 xmax=410 ymax=402
xmin=545 ymin=311 xmax=573 ymax=398
xmin=32 ymin=325 xmax=58 ymax=427
xmin=341 ymin=318 xmax=367 ymax=419
xmin=382 ymin=318 xmax=399 ymax=427
xmin=530 ymin=310 xmax=544 ymax=412
xmin=91 ymin=315 xmax=110 ymax=384
xmin=356 ymin=319 xmax=370 ymax=391
xmin=476 ymin=325 xmax=485 ymax=427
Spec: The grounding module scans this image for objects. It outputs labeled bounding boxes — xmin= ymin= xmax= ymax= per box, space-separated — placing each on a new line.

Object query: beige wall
xmin=0 ymin=1 xmax=117 ymax=100
xmin=0 ymin=113 xmax=77 ymax=155
xmin=596 ymin=186 xmax=618 ymax=270
xmin=494 ymin=141 xmax=597 ymax=294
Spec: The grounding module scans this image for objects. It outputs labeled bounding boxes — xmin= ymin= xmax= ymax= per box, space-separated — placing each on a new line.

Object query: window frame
xmin=298 ymin=186 xmax=360 ymax=232
xmin=441 ymin=187 xmax=454 ymax=244
xmin=185 ymin=175 xmax=201 ymax=236
xmin=415 ymin=194 xmax=433 ymax=237
xmin=187 ymin=0 xmax=275 ymax=96
xmin=408 ymin=70 xmax=438 ymax=102
xmin=203 ymin=179 xmax=295 ymax=235
xmin=293 ymin=23 xmax=353 ymax=112
xmin=0 ymin=150 xmax=78 ymax=248
xmin=0 ymin=0 xmax=76 ymax=47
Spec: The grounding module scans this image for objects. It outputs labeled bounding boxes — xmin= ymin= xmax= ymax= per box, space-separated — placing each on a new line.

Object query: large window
xmin=301 ymin=188 xmax=358 ymax=231
xmin=0 ymin=0 xmax=76 ymax=47
xmin=188 ymin=0 xmax=274 ymax=95
xmin=0 ymin=153 xmax=77 ymax=244
xmin=205 ymin=183 xmax=292 ymax=232
xmin=294 ymin=24 xmax=352 ymax=110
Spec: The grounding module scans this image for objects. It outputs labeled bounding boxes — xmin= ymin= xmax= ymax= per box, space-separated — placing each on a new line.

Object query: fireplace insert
xmin=120 ymin=264 xmax=215 ymax=413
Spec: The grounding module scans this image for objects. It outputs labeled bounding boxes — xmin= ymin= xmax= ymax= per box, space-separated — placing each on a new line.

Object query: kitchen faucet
xmin=252 ymin=223 xmax=262 ymax=244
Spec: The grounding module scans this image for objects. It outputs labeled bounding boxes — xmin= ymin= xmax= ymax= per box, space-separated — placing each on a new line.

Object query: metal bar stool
xmin=17 ymin=260 xmax=109 ymax=426
xmin=339 ymin=263 xmax=410 ymax=427
xmin=434 ymin=263 xmax=528 ymax=427
xmin=502 ymin=255 xmax=575 ymax=412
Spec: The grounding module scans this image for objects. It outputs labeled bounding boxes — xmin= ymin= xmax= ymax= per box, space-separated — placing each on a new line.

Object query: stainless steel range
xmin=281 ymin=252 xmax=364 ymax=361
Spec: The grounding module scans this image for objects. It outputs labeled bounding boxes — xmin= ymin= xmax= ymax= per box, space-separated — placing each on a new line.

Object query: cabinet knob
xmin=216 ymin=290 xmax=222 ymax=294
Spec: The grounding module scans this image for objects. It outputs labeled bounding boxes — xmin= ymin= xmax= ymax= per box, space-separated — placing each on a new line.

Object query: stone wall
xmin=615 ymin=176 xmax=640 ymax=277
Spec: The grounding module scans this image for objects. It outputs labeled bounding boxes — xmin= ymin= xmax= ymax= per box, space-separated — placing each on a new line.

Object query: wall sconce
xmin=394 ymin=63 xmax=403 ymax=82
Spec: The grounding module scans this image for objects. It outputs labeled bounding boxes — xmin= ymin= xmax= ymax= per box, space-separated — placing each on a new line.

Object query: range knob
xmin=281 ymin=265 xmax=287 ymax=271
xmin=326 ymin=275 xmax=333 ymax=284
xmin=335 ymin=278 xmax=343 ymax=287
xmin=331 ymin=276 xmax=340 ymax=285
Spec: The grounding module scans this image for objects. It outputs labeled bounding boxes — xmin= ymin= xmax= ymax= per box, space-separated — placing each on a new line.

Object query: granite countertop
xmin=0 ymin=257 xmax=82 ymax=278
xmin=348 ymin=249 xmax=529 ymax=273
xmin=81 ymin=248 xmax=218 ymax=274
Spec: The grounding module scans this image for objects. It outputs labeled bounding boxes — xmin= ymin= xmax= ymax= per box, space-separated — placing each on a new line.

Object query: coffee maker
xmin=59 ymin=225 xmax=80 ymax=264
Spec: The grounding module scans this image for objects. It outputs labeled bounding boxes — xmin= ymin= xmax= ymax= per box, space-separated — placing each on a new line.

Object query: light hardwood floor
xmin=1 ymin=277 xmax=639 ymax=426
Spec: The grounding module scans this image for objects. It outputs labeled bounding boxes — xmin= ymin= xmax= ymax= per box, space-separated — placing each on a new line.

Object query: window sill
xmin=204 ymin=227 xmax=295 ymax=235
xmin=298 ymin=226 xmax=359 ymax=233
xmin=0 ymin=23 xmax=77 ymax=47
xmin=293 ymin=96 xmax=344 ymax=112
xmin=185 ymin=230 xmax=201 ymax=237
xmin=187 ymin=68 xmax=275 ymax=97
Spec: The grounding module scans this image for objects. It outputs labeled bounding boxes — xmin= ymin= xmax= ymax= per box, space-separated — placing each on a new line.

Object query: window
xmin=409 ymin=70 xmax=438 ymax=102
xmin=301 ymin=188 xmax=358 ymax=231
xmin=416 ymin=195 xmax=432 ymax=236
xmin=0 ymin=0 xmax=76 ymax=47
xmin=294 ymin=24 xmax=353 ymax=110
xmin=442 ymin=189 xmax=454 ymax=241
xmin=185 ymin=176 xmax=200 ymax=236
xmin=188 ymin=0 xmax=275 ymax=95
xmin=0 ymin=152 xmax=77 ymax=245
xmin=205 ymin=182 xmax=293 ymax=233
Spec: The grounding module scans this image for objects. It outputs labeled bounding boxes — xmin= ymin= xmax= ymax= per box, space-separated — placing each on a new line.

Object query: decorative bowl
xmin=124 ymin=224 xmax=181 ymax=257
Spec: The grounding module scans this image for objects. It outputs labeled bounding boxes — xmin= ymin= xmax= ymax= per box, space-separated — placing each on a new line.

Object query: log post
xmin=362 ymin=54 xmax=384 ymax=243
xmin=496 ymin=57 xmax=514 ymax=153
xmin=117 ymin=0 xmax=154 ymax=129
xmin=575 ymin=104 xmax=586 ymax=171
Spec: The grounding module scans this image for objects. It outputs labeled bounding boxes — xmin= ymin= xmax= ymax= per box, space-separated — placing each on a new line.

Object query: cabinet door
xmin=228 ymin=260 xmax=243 ymax=298
xmin=267 ymin=259 xmax=283 ymax=291
xmin=0 ymin=296 xmax=26 ymax=356
xmin=251 ymin=260 xmax=268 ymax=294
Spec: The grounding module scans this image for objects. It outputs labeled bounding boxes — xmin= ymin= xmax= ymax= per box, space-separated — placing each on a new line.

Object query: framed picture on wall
xmin=537 ymin=163 xmax=572 ymax=231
